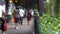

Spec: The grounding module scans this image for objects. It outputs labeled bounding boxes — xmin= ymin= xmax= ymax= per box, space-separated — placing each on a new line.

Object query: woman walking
xmin=26 ymin=9 xmax=32 ymax=25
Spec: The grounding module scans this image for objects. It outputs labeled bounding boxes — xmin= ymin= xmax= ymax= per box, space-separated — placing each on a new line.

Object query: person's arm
xmin=2 ymin=11 xmax=6 ymax=20
xmin=3 ymin=11 xmax=6 ymax=16
xmin=12 ymin=9 xmax=14 ymax=16
xmin=2 ymin=5 xmax=6 ymax=19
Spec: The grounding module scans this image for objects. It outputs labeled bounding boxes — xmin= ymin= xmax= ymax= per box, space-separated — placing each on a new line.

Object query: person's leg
xmin=10 ymin=15 xmax=12 ymax=22
xmin=21 ymin=17 xmax=23 ymax=25
xmin=27 ymin=18 xmax=29 ymax=25
xmin=22 ymin=17 xmax=23 ymax=25
xmin=27 ymin=17 xmax=31 ymax=25
xmin=1 ymin=18 xmax=6 ymax=34
xmin=6 ymin=15 xmax=9 ymax=23
xmin=9 ymin=15 xmax=12 ymax=23
xmin=15 ymin=23 xmax=18 ymax=29
xmin=19 ymin=18 xmax=21 ymax=24
xmin=15 ymin=23 xmax=19 ymax=29
xmin=28 ymin=20 xmax=29 ymax=25
xmin=0 ymin=18 xmax=2 ymax=29
xmin=2 ymin=31 xmax=5 ymax=34
xmin=15 ymin=18 xmax=19 ymax=29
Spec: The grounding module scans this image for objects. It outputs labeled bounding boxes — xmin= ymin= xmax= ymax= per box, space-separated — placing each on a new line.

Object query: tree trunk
xmin=52 ymin=0 xmax=54 ymax=16
xmin=38 ymin=0 xmax=43 ymax=16
xmin=54 ymin=0 xmax=59 ymax=16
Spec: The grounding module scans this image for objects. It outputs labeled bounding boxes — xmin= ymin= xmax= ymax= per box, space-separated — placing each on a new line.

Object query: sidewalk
xmin=0 ymin=18 xmax=34 ymax=34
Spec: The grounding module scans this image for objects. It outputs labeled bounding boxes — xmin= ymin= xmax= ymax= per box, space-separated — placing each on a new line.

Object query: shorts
xmin=14 ymin=17 xmax=19 ymax=23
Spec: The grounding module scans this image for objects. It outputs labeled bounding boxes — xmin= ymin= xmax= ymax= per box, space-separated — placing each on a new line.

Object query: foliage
xmin=39 ymin=15 xmax=60 ymax=34
xmin=54 ymin=0 xmax=60 ymax=16
xmin=44 ymin=0 xmax=52 ymax=15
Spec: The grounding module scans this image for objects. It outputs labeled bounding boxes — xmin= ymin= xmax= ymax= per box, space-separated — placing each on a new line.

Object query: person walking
xmin=13 ymin=6 xmax=20 ymax=29
xmin=6 ymin=2 xmax=13 ymax=23
xmin=19 ymin=7 xmax=24 ymax=25
xmin=30 ymin=9 xmax=34 ymax=17
xmin=0 ymin=1 xmax=6 ymax=34
xmin=26 ymin=9 xmax=32 ymax=25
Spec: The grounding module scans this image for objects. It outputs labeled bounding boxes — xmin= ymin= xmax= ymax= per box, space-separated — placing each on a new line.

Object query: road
xmin=0 ymin=18 xmax=34 ymax=34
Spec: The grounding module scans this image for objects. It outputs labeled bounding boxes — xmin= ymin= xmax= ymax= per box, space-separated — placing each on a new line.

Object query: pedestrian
xmin=30 ymin=9 xmax=34 ymax=17
xmin=6 ymin=2 xmax=13 ymax=23
xmin=13 ymin=6 xmax=20 ymax=29
xmin=0 ymin=1 xmax=7 ymax=34
xmin=26 ymin=9 xmax=32 ymax=25
xmin=19 ymin=7 xmax=24 ymax=25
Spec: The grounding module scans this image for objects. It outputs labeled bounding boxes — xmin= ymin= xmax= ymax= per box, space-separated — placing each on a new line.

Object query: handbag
xmin=3 ymin=21 xmax=7 ymax=31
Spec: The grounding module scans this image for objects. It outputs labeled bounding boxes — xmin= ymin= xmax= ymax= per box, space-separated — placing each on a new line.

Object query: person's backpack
xmin=14 ymin=9 xmax=20 ymax=18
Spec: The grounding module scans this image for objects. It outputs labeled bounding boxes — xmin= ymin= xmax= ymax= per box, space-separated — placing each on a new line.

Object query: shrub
xmin=39 ymin=15 xmax=60 ymax=34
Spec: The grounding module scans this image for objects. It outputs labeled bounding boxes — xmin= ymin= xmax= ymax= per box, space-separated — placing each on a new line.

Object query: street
xmin=0 ymin=18 xmax=34 ymax=34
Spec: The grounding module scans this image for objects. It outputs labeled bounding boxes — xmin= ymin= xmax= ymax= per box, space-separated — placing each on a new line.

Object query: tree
xmin=52 ymin=0 xmax=54 ymax=16
xmin=44 ymin=0 xmax=52 ymax=15
xmin=54 ymin=0 xmax=60 ymax=16
xmin=38 ymin=0 xmax=44 ymax=16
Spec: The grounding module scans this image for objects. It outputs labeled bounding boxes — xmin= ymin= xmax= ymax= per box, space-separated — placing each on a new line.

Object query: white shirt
xmin=19 ymin=9 xmax=24 ymax=17
xmin=31 ymin=11 xmax=34 ymax=16
xmin=30 ymin=9 xmax=34 ymax=16
xmin=0 ymin=5 xmax=5 ymax=17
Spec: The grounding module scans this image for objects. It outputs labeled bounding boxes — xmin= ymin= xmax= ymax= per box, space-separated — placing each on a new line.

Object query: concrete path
xmin=0 ymin=18 xmax=34 ymax=34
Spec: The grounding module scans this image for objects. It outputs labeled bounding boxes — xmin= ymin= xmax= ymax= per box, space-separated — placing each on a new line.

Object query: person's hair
xmin=16 ymin=6 xmax=19 ymax=9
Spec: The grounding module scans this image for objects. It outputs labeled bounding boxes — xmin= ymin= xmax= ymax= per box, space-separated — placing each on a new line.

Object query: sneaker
xmin=2 ymin=32 xmax=5 ymax=34
xmin=16 ymin=27 xmax=18 ymax=29
xmin=15 ymin=27 xmax=16 ymax=29
xmin=15 ymin=27 xmax=18 ymax=29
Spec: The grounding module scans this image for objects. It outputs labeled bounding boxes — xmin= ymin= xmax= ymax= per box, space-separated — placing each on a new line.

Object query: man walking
xmin=19 ymin=7 xmax=24 ymax=25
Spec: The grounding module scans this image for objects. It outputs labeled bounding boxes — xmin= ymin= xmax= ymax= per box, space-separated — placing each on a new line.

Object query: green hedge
xmin=39 ymin=15 xmax=60 ymax=34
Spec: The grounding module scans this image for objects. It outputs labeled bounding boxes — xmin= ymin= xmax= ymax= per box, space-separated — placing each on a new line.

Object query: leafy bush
xmin=39 ymin=15 xmax=60 ymax=34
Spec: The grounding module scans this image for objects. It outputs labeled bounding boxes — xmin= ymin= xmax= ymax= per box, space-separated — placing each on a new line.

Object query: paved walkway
xmin=0 ymin=18 xmax=34 ymax=34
